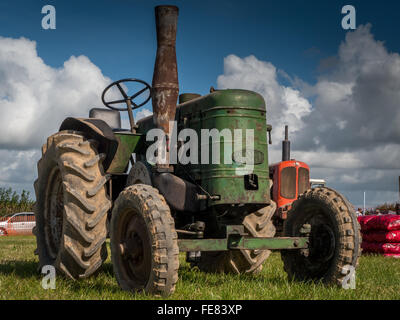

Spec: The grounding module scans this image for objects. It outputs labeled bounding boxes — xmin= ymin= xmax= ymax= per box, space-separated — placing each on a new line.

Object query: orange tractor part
xmin=269 ymin=125 xmax=310 ymax=219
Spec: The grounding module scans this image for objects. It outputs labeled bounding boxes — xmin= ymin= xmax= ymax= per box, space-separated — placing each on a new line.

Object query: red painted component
xmin=270 ymin=160 xmax=310 ymax=209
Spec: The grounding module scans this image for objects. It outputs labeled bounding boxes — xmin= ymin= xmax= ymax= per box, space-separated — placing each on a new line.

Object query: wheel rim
xmin=308 ymin=214 xmax=336 ymax=263
xmin=44 ymin=166 xmax=64 ymax=259
xmin=116 ymin=208 xmax=152 ymax=290
xmin=300 ymin=206 xmax=337 ymax=276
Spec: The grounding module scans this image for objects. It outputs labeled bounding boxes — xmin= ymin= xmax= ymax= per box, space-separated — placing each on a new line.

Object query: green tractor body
xmin=33 ymin=5 xmax=361 ymax=296
xmin=137 ymin=89 xmax=271 ymax=208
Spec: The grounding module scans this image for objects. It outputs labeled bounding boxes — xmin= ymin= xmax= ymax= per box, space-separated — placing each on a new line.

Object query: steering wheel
xmin=101 ymin=78 xmax=152 ymax=111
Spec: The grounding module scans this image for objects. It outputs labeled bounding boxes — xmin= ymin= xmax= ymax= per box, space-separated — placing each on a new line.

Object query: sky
xmin=0 ymin=0 xmax=399 ymax=207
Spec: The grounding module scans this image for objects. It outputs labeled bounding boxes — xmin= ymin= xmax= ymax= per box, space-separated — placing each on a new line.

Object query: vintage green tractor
xmin=33 ymin=5 xmax=361 ymax=296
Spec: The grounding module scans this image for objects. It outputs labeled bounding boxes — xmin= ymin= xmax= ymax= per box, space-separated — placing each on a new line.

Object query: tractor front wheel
xmin=110 ymin=184 xmax=179 ymax=296
xmin=281 ymin=187 xmax=361 ymax=286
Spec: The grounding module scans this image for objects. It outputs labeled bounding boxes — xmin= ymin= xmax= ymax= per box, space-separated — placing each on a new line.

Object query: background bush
xmin=0 ymin=187 xmax=35 ymax=217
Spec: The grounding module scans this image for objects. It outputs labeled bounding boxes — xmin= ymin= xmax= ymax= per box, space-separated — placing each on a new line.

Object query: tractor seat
xmin=89 ymin=108 xmax=129 ymax=132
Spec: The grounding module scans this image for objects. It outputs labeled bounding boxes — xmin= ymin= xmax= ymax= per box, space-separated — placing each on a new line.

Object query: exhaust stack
xmin=282 ymin=125 xmax=290 ymax=161
xmin=152 ymin=5 xmax=179 ymax=169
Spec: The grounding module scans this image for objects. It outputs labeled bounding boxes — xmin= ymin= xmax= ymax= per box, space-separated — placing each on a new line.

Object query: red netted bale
xmin=362 ymin=230 xmax=400 ymax=243
xmin=358 ymin=215 xmax=400 ymax=231
xmin=361 ymin=241 xmax=400 ymax=254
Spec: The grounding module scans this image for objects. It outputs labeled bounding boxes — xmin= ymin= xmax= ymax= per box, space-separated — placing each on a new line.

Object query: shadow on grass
xmin=177 ymin=263 xmax=327 ymax=290
xmin=0 ymin=260 xmax=125 ymax=295
xmin=179 ymin=263 xmax=286 ymax=286
xmin=0 ymin=260 xmax=39 ymax=279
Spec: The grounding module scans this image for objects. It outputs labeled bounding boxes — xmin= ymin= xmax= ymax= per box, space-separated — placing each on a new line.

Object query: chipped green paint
xmin=178 ymin=236 xmax=309 ymax=252
xmin=137 ymin=89 xmax=271 ymax=206
xmin=229 ymin=236 xmax=309 ymax=250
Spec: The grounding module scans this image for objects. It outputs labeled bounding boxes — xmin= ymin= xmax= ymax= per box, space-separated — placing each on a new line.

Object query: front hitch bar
xmin=178 ymin=236 xmax=309 ymax=252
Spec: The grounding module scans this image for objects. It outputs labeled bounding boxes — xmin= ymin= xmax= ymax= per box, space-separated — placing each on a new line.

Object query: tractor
xmin=33 ymin=5 xmax=361 ymax=296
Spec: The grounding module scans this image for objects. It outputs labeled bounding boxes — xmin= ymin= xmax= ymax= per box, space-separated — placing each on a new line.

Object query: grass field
xmin=0 ymin=236 xmax=399 ymax=300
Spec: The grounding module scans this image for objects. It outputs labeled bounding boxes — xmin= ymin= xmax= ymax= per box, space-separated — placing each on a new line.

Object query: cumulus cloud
xmin=0 ymin=36 xmax=113 ymax=196
xmin=0 ymin=36 xmax=111 ymax=150
xmin=1 ymin=26 xmax=399 ymax=207
xmin=217 ymin=55 xmax=312 ymax=132
xmin=296 ymin=24 xmax=400 ymax=152
xmin=0 ymin=36 xmax=157 ymax=197
xmin=217 ymin=25 xmax=400 ymax=207
xmin=121 ymin=108 xmax=152 ymax=129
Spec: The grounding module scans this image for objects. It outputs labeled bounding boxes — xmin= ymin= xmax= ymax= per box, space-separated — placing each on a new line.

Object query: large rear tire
xmin=194 ymin=202 xmax=277 ymax=274
xmin=281 ymin=187 xmax=361 ymax=286
xmin=110 ymin=184 xmax=179 ymax=296
xmin=34 ymin=131 xmax=111 ymax=278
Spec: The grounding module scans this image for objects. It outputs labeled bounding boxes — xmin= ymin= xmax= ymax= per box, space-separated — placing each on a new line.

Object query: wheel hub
xmin=116 ymin=210 xmax=151 ymax=287
xmin=123 ymin=231 xmax=144 ymax=262
xmin=308 ymin=215 xmax=336 ymax=263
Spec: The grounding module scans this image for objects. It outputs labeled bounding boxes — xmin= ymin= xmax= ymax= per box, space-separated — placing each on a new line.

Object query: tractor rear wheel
xmin=34 ymin=131 xmax=111 ymax=279
xmin=194 ymin=202 xmax=276 ymax=274
xmin=281 ymin=187 xmax=361 ymax=286
xmin=110 ymin=184 xmax=179 ymax=296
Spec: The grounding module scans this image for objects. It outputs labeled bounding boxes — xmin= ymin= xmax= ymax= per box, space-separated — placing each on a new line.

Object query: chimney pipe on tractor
xmin=152 ymin=5 xmax=179 ymax=170
xmin=282 ymin=125 xmax=290 ymax=161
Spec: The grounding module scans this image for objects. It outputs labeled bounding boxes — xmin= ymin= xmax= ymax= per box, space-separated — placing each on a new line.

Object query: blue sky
xmin=1 ymin=0 xmax=399 ymax=94
xmin=0 ymin=0 xmax=399 ymax=208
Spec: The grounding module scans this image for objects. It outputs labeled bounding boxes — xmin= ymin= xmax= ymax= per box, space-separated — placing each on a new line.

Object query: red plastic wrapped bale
xmin=362 ymin=230 xmax=400 ymax=243
xmin=361 ymin=242 xmax=400 ymax=254
xmin=358 ymin=215 xmax=377 ymax=231
xmin=357 ymin=215 xmax=400 ymax=231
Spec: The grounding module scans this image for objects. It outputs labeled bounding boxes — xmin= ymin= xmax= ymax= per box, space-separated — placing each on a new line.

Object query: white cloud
xmin=0 ymin=149 xmax=40 ymax=197
xmin=121 ymin=108 xmax=152 ymax=129
xmin=0 ymin=36 xmax=113 ymax=196
xmin=216 ymin=25 xmax=400 ymax=207
xmin=1 ymin=26 xmax=399 ymax=208
xmin=0 ymin=36 xmax=111 ymax=150
xmin=296 ymin=24 xmax=400 ymax=152
xmin=217 ymin=55 xmax=312 ymax=132
xmin=136 ymin=108 xmax=152 ymax=121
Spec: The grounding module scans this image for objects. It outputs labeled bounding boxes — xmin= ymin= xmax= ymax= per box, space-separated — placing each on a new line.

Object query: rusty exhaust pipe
xmin=152 ymin=5 xmax=179 ymax=170
xmin=282 ymin=125 xmax=290 ymax=161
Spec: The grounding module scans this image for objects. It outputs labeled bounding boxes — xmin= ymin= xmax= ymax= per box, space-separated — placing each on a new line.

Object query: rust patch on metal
xmin=151 ymin=5 xmax=179 ymax=168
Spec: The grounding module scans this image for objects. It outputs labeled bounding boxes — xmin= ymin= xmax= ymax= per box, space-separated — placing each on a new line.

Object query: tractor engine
xmin=137 ymin=89 xmax=271 ymax=221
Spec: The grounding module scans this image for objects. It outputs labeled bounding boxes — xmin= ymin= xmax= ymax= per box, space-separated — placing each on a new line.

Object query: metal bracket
xmin=226 ymin=225 xmax=247 ymax=236
xmin=178 ymin=224 xmax=309 ymax=252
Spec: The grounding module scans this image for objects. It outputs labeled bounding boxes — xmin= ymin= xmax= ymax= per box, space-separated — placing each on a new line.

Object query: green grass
xmin=0 ymin=236 xmax=399 ymax=300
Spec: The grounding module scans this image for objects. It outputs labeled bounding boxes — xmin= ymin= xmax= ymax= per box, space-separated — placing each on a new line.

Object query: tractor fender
xmin=59 ymin=117 xmax=118 ymax=171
